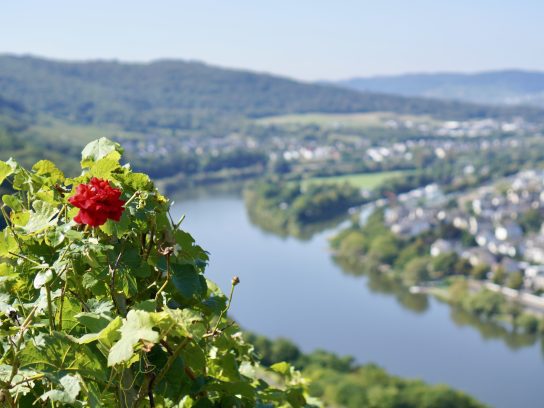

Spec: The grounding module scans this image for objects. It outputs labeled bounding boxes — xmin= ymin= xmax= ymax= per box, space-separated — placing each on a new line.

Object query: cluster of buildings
xmin=384 ymin=184 xmax=447 ymax=237
xmin=386 ymin=117 xmax=536 ymax=138
xmin=383 ymin=171 xmax=544 ymax=293
xmin=119 ymin=132 xmax=260 ymax=160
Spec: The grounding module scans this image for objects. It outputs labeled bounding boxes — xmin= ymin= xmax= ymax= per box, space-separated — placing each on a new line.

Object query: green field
xmin=26 ymin=116 xmax=144 ymax=147
xmin=303 ymin=170 xmax=407 ymax=190
xmin=256 ymin=112 xmax=437 ymax=128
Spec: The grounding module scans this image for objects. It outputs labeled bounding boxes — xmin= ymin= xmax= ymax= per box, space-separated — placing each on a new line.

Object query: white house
xmin=495 ymin=221 xmax=523 ymax=241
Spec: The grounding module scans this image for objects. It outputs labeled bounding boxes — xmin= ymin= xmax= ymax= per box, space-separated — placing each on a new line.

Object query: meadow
xmin=256 ymin=112 xmax=437 ymax=129
xmin=303 ymin=170 xmax=407 ymax=190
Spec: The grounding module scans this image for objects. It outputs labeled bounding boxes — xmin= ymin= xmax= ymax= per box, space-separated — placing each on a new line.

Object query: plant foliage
xmin=0 ymin=138 xmax=309 ymax=407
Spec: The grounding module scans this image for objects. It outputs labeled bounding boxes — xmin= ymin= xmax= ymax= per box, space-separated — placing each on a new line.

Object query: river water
xmin=170 ymin=193 xmax=544 ymax=408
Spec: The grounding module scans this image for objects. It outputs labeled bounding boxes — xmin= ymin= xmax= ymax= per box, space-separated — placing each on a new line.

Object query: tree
xmin=394 ymin=240 xmax=425 ymax=269
xmin=448 ymin=279 xmax=469 ymax=304
xmin=454 ymin=258 xmax=473 ymax=276
xmin=368 ymin=234 xmax=400 ymax=265
xmin=519 ymin=208 xmax=544 ymax=233
xmin=507 ymin=271 xmax=524 ymax=290
xmin=516 ymin=314 xmax=540 ymax=334
xmin=505 ymin=302 xmax=522 ymax=326
xmin=430 ymin=253 xmax=458 ymax=279
xmin=470 ymin=264 xmax=490 ymax=280
xmin=338 ymin=231 xmax=367 ymax=259
xmin=462 ymin=290 xmax=505 ymax=320
xmin=403 ymin=258 xmax=430 ymax=286
xmin=492 ymin=267 xmax=506 ymax=285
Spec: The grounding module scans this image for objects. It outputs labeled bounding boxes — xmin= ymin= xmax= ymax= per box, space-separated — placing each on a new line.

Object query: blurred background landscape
xmin=2 ymin=1 xmax=544 ymax=407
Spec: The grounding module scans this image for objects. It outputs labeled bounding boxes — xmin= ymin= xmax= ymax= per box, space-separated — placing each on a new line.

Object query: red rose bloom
xmin=68 ymin=178 xmax=126 ymax=227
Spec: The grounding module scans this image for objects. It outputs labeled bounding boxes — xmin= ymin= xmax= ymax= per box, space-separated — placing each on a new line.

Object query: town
xmin=383 ymin=170 xmax=544 ymax=302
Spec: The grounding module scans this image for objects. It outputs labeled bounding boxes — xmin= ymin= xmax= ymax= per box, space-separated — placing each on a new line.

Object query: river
xmin=170 ymin=193 xmax=544 ymax=408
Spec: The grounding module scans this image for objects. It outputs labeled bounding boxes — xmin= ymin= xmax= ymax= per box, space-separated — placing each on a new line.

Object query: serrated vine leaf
xmin=171 ymin=264 xmax=208 ymax=303
xmin=0 ymin=161 xmax=13 ymax=185
xmin=108 ymin=310 xmax=159 ymax=366
xmin=22 ymin=200 xmax=58 ymax=233
xmin=41 ymin=374 xmax=82 ymax=405
xmin=32 ymin=160 xmax=65 ymax=183
xmin=81 ymin=137 xmax=123 ymax=166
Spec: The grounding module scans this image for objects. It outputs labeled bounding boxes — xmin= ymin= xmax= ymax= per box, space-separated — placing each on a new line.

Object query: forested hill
xmin=1 ymin=55 xmax=544 ymax=133
xmin=336 ymin=70 xmax=544 ymax=108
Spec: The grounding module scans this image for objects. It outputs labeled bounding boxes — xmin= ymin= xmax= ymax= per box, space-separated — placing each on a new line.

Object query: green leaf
xmin=32 ymin=160 xmax=65 ymax=183
xmin=0 ymin=161 xmax=13 ymax=185
xmin=11 ymin=210 xmax=29 ymax=226
xmin=100 ymin=209 xmax=130 ymax=236
xmin=171 ymin=264 xmax=208 ymax=303
xmin=45 ymin=229 xmax=65 ymax=247
xmin=270 ymin=362 xmax=291 ymax=376
xmin=19 ymin=332 xmax=106 ymax=382
xmin=0 ymin=230 xmax=18 ymax=257
xmin=81 ymin=138 xmax=123 ymax=167
xmin=286 ymin=387 xmax=307 ymax=408
xmin=2 ymin=194 xmax=23 ymax=211
xmin=160 ymin=308 xmax=206 ymax=340
xmin=0 ymin=364 xmax=38 ymax=396
xmin=172 ymin=230 xmax=209 ymax=266
xmin=123 ymin=172 xmax=152 ymax=190
xmin=41 ymin=374 xmax=82 ymax=405
xmin=78 ymin=316 xmax=122 ymax=347
xmin=33 ymin=269 xmax=53 ymax=289
xmin=21 ymin=200 xmax=59 ymax=234
xmin=87 ymin=156 xmax=122 ymax=178
xmin=60 ymin=374 xmax=81 ymax=401
xmin=76 ymin=312 xmax=111 ymax=333
xmin=133 ymin=299 xmax=156 ymax=312
xmin=107 ymin=310 xmax=160 ymax=366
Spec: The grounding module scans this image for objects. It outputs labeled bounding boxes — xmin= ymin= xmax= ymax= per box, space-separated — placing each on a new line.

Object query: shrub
xmin=516 ymin=313 xmax=540 ymax=334
xmin=0 ymin=138 xmax=307 ymax=407
xmin=506 ymin=271 xmax=524 ymax=290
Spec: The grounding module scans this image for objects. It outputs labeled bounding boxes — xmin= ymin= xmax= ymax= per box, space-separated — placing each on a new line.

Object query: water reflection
xmin=332 ymin=255 xmax=430 ymax=313
xmin=246 ymin=209 xmax=349 ymax=241
xmin=449 ymin=306 xmax=539 ymax=351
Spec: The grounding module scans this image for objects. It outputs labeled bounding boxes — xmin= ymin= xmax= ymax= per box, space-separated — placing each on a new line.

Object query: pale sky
xmin=1 ymin=0 xmax=543 ymax=81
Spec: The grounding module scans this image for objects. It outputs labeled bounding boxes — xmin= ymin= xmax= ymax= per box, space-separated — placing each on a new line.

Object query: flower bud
xmin=231 ymin=276 xmax=240 ymax=286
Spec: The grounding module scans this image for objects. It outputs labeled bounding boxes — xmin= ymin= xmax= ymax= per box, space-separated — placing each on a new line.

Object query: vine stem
xmin=153 ymin=338 xmax=189 ymax=386
xmin=154 ymin=255 xmax=170 ymax=309
xmin=123 ymin=191 xmax=140 ymax=208
xmin=0 ymin=205 xmax=23 ymax=251
xmin=58 ymin=279 xmax=68 ymax=330
xmin=109 ymin=245 xmax=126 ymax=316
xmin=212 ymin=278 xmax=238 ymax=334
xmin=45 ymin=284 xmax=55 ymax=334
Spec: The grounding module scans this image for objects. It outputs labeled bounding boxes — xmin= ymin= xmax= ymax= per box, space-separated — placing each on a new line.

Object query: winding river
xmin=170 ymin=193 xmax=544 ymax=408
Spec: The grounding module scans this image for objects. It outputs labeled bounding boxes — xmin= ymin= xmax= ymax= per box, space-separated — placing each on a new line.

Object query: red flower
xmin=68 ymin=178 xmax=126 ymax=227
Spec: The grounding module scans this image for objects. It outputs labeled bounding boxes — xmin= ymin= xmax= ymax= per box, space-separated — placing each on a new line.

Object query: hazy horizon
xmin=3 ymin=52 xmax=544 ymax=84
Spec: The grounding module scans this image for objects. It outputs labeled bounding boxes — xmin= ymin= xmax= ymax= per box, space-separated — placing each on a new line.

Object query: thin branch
xmin=58 ymin=279 xmax=68 ymax=330
xmin=109 ymin=245 xmax=126 ymax=316
xmin=154 ymin=338 xmax=190 ymax=386
xmin=212 ymin=278 xmax=238 ymax=334
xmin=154 ymin=255 xmax=170 ymax=309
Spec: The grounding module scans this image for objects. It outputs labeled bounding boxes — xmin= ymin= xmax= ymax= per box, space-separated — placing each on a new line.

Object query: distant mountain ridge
xmin=335 ymin=70 xmax=544 ymax=108
xmin=1 ymin=55 xmax=543 ymax=134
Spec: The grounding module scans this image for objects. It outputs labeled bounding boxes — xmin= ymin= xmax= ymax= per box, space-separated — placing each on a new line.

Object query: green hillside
xmin=336 ymin=70 xmax=544 ymax=108
xmin=2 ymin=55 xmax=544 ymax=135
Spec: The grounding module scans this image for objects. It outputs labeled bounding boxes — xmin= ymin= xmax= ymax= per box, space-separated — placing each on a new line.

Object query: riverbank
xmin=245 ymin=332 xmax=487 ymax=408
xmin=244 ymin=179 xmax=365 ymax=238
